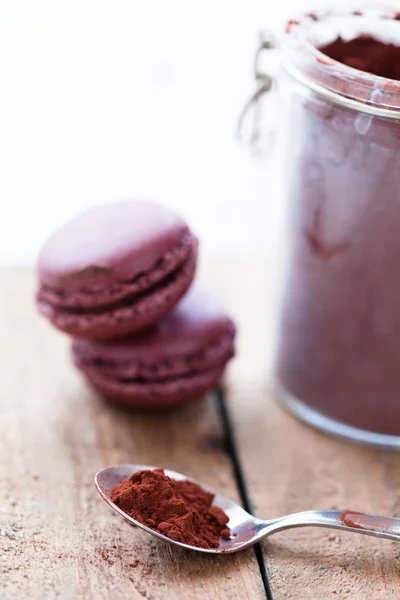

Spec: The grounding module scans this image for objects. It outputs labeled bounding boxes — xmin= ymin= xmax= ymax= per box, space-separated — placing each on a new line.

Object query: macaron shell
xmin=71 ymin=288 xmax=236 ymax=407
xmin=38 ymin=200 xmax=188 ymax=291
xmin=71 ymin=287 xmax=234 ymax=358
xmin=82 ymin=365 xmax=226 ymax=408
xmin=73 ymin=331 xmax=235 ymax=381
xmin=38 ymin=233 xmax=193 ymax=309
xmin=38 ymin=246 xmax=197 ymax=339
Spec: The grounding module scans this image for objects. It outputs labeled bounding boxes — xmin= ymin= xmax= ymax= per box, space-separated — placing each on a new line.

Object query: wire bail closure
xmin=237 ymin=31 xmax=276 ymax=146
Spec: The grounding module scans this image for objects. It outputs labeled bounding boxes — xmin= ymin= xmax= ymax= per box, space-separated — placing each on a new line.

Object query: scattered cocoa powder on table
xmin=110 ymin=469 xmax=230 ymax=549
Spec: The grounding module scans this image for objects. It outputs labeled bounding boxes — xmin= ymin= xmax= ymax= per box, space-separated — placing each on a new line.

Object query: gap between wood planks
xmin=215 ymin=388 xmax=273 ymax=600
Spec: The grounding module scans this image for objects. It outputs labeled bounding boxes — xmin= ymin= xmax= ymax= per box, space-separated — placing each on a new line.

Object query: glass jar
xmin=275 ymin=8 xmax=400 ymax=447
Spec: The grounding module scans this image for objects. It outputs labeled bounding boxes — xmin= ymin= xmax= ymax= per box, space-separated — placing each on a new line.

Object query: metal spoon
xmin=95 ymin=464 xmax=400 ymax=554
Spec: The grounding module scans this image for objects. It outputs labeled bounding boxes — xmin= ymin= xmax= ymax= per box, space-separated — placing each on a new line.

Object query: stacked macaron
xmin=36 ymin=200 xmax=236 ymax=408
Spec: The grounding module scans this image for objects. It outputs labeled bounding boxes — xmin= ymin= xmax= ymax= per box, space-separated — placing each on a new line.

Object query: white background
xmin=0 ymin=0 xmax=388 ymax=263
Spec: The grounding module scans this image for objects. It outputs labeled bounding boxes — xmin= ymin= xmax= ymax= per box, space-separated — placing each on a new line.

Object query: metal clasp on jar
xmin=237 ymin=32 xmax=276 ymax=148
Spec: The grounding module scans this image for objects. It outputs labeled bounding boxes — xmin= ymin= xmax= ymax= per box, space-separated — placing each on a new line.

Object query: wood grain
xmin=212 ymin=259 xmax=400 ymax=600
xmin=3 ymin=261 xmax=400 ymax=600
xmin=0 ymin=268 xmax=264 ymax=600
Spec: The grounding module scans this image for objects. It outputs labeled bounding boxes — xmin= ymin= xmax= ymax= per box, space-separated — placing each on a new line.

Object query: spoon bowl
xmin=95 ymin=464 xmax=260 ymax=553
xmin=95 ymin=464 xmax=400 ymax=554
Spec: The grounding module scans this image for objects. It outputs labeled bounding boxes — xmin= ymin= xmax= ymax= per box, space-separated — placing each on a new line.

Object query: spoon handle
xmin=264 ymin=509 xmax=400 ymax=542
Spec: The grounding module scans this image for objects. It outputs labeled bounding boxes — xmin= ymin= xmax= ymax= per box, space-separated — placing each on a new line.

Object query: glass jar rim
xmin=281 ymin=7 xmax=400 ymax=117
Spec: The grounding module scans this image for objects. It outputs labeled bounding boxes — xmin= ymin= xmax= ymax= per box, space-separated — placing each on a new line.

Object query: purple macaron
xmin=36 ymin=200 xmax=198 ymax=339
xmin=71 ymin=289 xmax=236 ymax=408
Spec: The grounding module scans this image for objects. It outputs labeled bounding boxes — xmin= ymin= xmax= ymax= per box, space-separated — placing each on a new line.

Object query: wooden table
xmin=2 ymin=263 xmax=400 ymax=600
